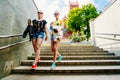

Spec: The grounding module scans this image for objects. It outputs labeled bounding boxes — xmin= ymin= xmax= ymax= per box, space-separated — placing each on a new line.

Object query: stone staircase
xmin=12 ymin=44 xmax=120 ymax=74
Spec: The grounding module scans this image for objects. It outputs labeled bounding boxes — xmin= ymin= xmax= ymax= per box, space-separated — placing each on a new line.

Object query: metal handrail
xmin=95 ymin=36 xmax=120 ymax=41
xmin=95 ymin=33 xmax=120 ymax=41
xmin=0 ymin=34 xmax=29 ymax=50
xmin=0 ymin=34 xmax=22 ymax=39
xmin=0 ymin=40 xmax=28 ymax=50
xmin=96 ymin=33 xmax=120 ymax=36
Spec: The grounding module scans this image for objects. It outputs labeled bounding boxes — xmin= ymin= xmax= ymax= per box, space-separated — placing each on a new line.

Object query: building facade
xmin=69 ymin=0 xmax=79 ymax=10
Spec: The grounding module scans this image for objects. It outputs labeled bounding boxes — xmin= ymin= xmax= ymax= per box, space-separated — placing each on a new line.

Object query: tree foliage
xmin=66 ymin=4 xmax=99 ymax=39
xmin=66 ymin=8 xmax=82 ymax=31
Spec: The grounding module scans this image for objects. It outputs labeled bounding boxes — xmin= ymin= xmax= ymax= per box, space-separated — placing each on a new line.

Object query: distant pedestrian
xmin=23 ymin=19 xmax=33 ymax=41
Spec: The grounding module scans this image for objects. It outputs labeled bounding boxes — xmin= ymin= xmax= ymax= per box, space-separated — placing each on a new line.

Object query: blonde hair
xmin=54 ymin=11 xmax=60 ymax=14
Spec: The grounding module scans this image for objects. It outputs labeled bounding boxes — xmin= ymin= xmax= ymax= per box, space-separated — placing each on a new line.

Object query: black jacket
xmin=23 ymin=25 xmax=33 ymax=41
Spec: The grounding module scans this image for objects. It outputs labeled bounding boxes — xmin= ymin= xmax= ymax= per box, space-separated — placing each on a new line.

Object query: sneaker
xmin=58 ymin=55 xmax=63 ymax=62
xmin=50 ymin=62 xmax=56 ymax=70
xmin=32 ymin=62 xmax=37 ymax=69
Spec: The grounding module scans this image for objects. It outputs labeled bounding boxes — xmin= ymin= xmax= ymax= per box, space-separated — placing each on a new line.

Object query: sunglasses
xmin=54 ymin=13 xmax=59 ymax=15
xmin=38 ymin=12 xmax=43 ymax=14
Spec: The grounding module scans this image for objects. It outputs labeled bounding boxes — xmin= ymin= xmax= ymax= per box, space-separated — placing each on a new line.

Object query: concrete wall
xmin=0 ymin=0 xmax=37 ymax=35
xmin=90 ymin=0 xmax=120 ymax=55
xmin=0 ymin=0 xmax=36 ymax=79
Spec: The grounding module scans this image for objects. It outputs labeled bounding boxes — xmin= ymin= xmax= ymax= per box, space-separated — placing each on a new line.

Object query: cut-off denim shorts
xmin=33 ymin=32 xmax=44 ymax=39
xmin=51 ymin=34 xmax=54 ymax=40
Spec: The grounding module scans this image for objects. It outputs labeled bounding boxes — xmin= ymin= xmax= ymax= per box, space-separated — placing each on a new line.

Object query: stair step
xmin=32 ymin=53 xmax=115 ymax=56
xmin=41 ymin=49 xmax=105 ymax=52
xmin=42 ymin=45 xmax=94 ymax=48
xmin=21 ymin=60 xmax=120 ymax=66
xmin=12 ymin=66 xmax=120 ymax=74
xmin=41 ymin=48 xmax=103 ymax=50
xmin=28 ymin=56 xmax=120 ymax=60
xmin=40 ymin=50 xmax=108 ymax=53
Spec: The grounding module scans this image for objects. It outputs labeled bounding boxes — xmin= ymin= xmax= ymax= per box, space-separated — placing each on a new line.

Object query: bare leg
xmin=51 ymin=39 xmax=62 ymax=61
xmin=51 ymin=39 xmax=62 ymax=69
xmin=34 ymin=38 xmax=43 ymax=63
xmin=32 ymin=38 xmax=43 ymax=68
xmin=53 ymin=40 xmax=60 ymax=62
xmin=32 ymin=39 xmax=37 ymax=54
xmin=51 ymin=40 xmax=54 ymax=52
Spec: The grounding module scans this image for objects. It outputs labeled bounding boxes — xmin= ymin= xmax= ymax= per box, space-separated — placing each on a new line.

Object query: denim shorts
xmin=51 ymin=34 xmax=54 ymax=40
xmin=33 ymin=32 xmax=44 ymax=39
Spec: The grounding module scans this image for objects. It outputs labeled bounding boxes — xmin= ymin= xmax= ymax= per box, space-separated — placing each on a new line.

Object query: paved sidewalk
xmin=2 ymin=74 xmax=120 ymax=80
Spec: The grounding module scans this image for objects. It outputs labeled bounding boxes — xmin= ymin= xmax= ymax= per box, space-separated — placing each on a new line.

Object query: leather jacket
xmin=23 ymin=25 xmax=33 ymax=41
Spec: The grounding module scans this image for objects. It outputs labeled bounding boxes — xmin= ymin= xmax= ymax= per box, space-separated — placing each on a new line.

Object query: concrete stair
xmin=40 ymin=49 xmax=106 ymax=53
xmin=21 ymin=60 xmax=120 ymax=66
xmin=12 ymin=44 xmax=120 ymax=74
xmin=35 ymin=53 xmax=115 ymax=56
xmin=12 ymin=66 xmax=120 ymax=74
xmin=28 ymin=56 xmax=120 ymax=60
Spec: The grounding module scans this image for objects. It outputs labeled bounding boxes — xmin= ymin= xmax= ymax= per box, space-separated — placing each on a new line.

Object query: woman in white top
xmin=50 ymin=11 xmax=63 ymax=69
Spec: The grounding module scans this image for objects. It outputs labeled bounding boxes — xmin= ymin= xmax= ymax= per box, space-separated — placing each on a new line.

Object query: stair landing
xmin=2 ymin=74 xmax=120 ymax=80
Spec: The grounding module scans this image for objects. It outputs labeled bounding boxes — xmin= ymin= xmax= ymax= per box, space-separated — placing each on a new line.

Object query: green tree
xmin=66 ymin=4 xmax=99 ymax=41
xmin=66 ymin=8 xmax=82 ymax=32
xmin=81 ymin=4 xmax=98 ymax=41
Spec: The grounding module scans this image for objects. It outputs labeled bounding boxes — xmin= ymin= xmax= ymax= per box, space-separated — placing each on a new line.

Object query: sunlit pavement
xmin=2 ymin=74 xmax=120 ymax=80
xmin=43 ymin=38 xmax=91 ymax=46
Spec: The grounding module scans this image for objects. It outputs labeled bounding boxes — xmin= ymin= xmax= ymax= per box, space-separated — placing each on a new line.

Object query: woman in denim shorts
xmin=49 ymin=11 xmax=63 ymax=70
xmin=32 ymin=10 xmax=48 ymax=69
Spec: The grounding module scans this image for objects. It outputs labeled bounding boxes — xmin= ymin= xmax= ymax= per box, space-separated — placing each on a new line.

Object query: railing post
xmin=90 ymin=19 xmax=96 ymax=47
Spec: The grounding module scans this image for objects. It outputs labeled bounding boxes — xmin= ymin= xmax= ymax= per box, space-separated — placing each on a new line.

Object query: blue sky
xmin=94 ymin=0 xmax=111 ymax=11
xmin=33 ymin=0 xmax=111 ymax=23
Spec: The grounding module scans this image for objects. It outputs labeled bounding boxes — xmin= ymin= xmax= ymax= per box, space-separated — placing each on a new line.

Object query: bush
xmin=72 ymin=35 xmax=86 ymax=42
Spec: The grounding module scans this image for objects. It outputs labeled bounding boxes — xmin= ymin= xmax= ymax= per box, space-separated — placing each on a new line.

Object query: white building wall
xmin=90 ymin=0 xmax=120 ymax=55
